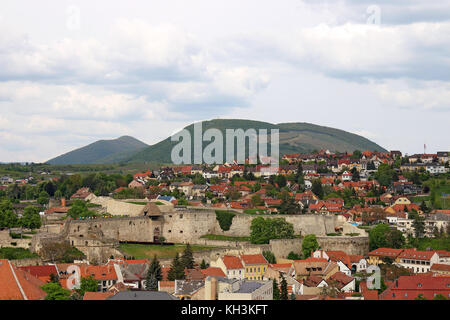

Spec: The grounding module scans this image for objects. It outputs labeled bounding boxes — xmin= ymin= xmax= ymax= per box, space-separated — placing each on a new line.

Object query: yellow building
xmin=240 ymin=254 xmax=269 ymax=281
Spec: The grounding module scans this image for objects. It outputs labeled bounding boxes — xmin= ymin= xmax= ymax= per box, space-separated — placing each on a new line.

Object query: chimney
xmin=205 ymin=277 xmax=218 ymax=300
xmin=61 ymin=198 xmax=66 ymax=207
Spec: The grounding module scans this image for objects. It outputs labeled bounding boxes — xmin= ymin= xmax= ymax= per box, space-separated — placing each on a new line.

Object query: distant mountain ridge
xmin=47 ymin=119 xmax=387 ymax=165
xmin=46 ymin=136 xmax=149 ymax=165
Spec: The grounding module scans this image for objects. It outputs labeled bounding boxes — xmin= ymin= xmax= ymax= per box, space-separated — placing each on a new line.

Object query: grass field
xmin=243 ymin=209 xmax=267 ymax=215
xmin=119 ymin=243 xmax=222 ymax=259
xmin=126 ymin=201 xmax=147 ymax=205
xmin=200 ymin=234 xmax=251 ymax=242
xmin=0 ymin=248 xmax=39 ymax=260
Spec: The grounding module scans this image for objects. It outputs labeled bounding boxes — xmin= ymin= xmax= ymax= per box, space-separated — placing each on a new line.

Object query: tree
xmin=279 ymin=195 xmax=300 ymax=215
xmin=67 ymin=200 xmax=97 ymax=219
xmin=320 ymin=279 xmax=340 ymax=298
xmin=145 ymin=273 xmax=158 ymax=291
xmin=312 ymin=179 xmax=324 ymax=199
xmin=21 ymin=206 xmax=42 ymax=230
xmin=200 ymin=259 xmax=209 ymax=269
xmin=412 ymin=215 xmax=425 ymax=238
xmin=168 ymin=253 xmax=185 ymax=281
xmin=287 ymin=251 xmax=301 ymax=260
xmin=37 ymin=191 xmax=50 ymax=206
xmin=262 ymin=251 xmax=276 ymax=264
xmin=0 ymin=200 xmax=19 ymax=228
xmin=415 ymin=294 xmax=427 ymax=300
xmin=41 ymin=282 xmax=71 ymax=301
xmin=275 ymin=175 xmax=287 ymax=188
xmin=433 ymin=294 xmax=448 ymax=300
xmin=302 ymin=234 xmax=319 ymax=258
xmin=250 ymin=194 xmax=263 ymax=207
xmin=280 ymin=274 xmax=288 ymax=300
xmin=250 ymin=217 xmax=295 ymax=244
xmin=78 ymin=276 xmax=98 ymax=296
xmin=49 ymin=273 xmax=59 ymax=284
xmin=181 ymin=243 xmax=195 ymax=269
xmin=145 ymin=255 xmax=162 ymax=291
xmin=369 ymin=224 xmax=405 ymax=251
xmin=374 ymin=164 xmax=396 ymax=187
xmin=272 ymin=279 xmax=280 ymax=300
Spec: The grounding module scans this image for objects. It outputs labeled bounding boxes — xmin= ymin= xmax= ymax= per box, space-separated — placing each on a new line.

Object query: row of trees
xmin=0 ymin=200 xmax=41 ymax=229
xmin=144 ymin=244 xmax=196 ymax=290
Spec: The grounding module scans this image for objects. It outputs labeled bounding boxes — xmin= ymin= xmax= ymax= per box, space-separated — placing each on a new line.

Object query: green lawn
xmin=126 ymin=201 xmax=147 ymax=205
xmin=243 ymin=209 xmax=267 ymax=215
xmin=0 ymin=248 xmax=39 ymax=260
xmin=119 ymin=243 xmax=222 ymax=259
xmin=200 ymin=234 xmax=251 ymax=242
xmin=411 ymin=237 xmax=450 ymax=251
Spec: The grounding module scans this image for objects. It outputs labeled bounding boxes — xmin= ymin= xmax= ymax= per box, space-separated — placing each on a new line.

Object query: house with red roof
xmin=79 ymin=264 xmax=118 ymax=292
xmin=240 ymin=254 xmax=269 ymax=281
xmin=211 ymin=255 xmax=245 ymax=280
xmin=71 ymin=187 xmax=93 ymax=201
xmin=200 ymin=267 xmax=226 ymax=278
xmin=380 ymin=275 xmax=450 ymax=300
xmin=397 ymin=249 xmax=441 ymax=274
xmin=367 ymin=248 xmax=404 ymax=265
xmin=313 ymin=250 xmax=352 ymax=276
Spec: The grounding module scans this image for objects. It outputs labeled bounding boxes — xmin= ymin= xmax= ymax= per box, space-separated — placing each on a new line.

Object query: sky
xmin=0 ymin=0 xmax=449 ymax=162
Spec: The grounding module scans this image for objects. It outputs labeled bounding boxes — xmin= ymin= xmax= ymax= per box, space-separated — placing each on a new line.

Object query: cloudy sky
xmin=0 ymin=0 xmax=449 ymax=162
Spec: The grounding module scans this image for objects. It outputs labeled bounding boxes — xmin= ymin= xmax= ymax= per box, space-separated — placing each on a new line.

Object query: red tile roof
xmin=381 ymin=275 xmax=450 ymax=300
xmin=368 ymin=248 xmax=404 ymax=258
xmin=431 ymin=264 xmax=450 ymax=272
xmin=399 ymin=249 xmax=436 ymax=261
xmin=0 ymin=259 xmax=47 ymax=300
xmin=80 ymin=265 xmax=118 ymax=281
xmin=222 ymin=256 xmax=244 ymax=270
xmin=83 ymin=292 xmax=114 ymax=300
xmin=201 ymin=267 xmax=226 ymax=278
xmin=18 ymin=265 xmax=58 ymax=283
xmin=240 ymin=254 xmax=268 ymax=266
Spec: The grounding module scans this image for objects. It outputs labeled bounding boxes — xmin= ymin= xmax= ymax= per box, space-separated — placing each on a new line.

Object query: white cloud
xmin=374 ymin=80 xmax=450 ymax=111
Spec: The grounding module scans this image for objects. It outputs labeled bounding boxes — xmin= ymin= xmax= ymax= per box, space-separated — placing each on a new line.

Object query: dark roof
xmin=174 ymin=280 xmax=205 ymax=295
xmin=107 ymin=291 xmax=179 ymax=300
xmin=236 ymin=281 xmax=265 ymax=293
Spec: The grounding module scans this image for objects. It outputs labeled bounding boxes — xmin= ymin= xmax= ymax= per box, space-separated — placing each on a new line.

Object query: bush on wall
xmin=215 ymin=210 xmax=236 ymax=231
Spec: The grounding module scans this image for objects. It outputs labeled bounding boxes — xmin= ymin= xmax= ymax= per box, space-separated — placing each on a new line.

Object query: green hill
xmin=47 ymin=119 xmax=387 ymax=165
xmin=46 ymin=136 xmax=149 ymax=165
xmin=126 ymin=119 xmax=387 ymax=163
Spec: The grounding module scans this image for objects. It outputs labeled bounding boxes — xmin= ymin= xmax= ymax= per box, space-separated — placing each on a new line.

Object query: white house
xmin=211 ymin=256 xmax=245 ymax=280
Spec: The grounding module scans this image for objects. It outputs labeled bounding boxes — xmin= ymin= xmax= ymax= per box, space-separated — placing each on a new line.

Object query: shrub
xmin=215 ymin=210 xmax=236 ymax=231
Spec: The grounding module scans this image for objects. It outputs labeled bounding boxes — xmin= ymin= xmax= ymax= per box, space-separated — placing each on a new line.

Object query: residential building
xmin=240 ymin=254 xmax=269 ymax=281
xmin=204 ymin=277 xmax=273 ymax=301
xmin=381 ymin=275 xmax=450 ymax=300
xmin=211 ymin=256 xmax=245 ymax=280
xmin=367 ymin=248 xmax=404 ymax=265
xmin=396 ymin=249 xmax=441 ymax=273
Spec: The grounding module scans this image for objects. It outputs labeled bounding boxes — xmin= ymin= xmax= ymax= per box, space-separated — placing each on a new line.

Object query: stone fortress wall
xmin=28 ymin=199 xmax=369 ymax=263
